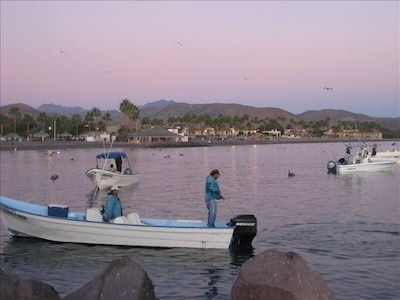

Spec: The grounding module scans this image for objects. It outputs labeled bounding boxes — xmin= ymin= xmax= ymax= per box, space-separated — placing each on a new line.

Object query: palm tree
xmin=21 ymin=114 xmax=36 ymax=139
xmin=9 ymin=107 xmax=21 ymax=134
xmin=103 ymin=111 xmax=112 ymax=131
xmin=119 ymin=99 xmax=140 ymax=132
xmin=91 ymin=107 xmax=101 ymax=130
xmin=37 ymin=112 xmax=49 ymax=132
xmin=84 ymin=111 xmax=94 ymax=131
xmin=71 ymin=114 xmax=82 ymax=136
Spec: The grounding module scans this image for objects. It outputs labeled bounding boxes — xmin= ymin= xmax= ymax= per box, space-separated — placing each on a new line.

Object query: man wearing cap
xmin=205 ymin=169 xmax=224 ymax=227
xmin=104 ymin=185 xmax=122 ymax=222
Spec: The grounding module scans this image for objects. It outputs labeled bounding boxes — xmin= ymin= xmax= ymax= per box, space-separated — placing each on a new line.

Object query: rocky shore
xmin=1 ymin=249 xmax=336 ymax=300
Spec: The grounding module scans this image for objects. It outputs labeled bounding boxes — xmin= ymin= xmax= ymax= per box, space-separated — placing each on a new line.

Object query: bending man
xmin=204 ymin=169 xmax=224 ymax=227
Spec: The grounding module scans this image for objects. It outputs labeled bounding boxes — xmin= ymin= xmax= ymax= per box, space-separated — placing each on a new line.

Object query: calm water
xmin=1 ymin=141 xmax=399 ymax=299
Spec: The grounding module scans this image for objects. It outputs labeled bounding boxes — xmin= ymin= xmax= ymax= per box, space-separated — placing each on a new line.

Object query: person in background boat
xmin=103 ymin=185 xmax=122 ymax=222
xmin=110 ymin=164 xmax=117 ymax=172
xmin=205 ymin=169 xmax=224 ymax=227
xmin=372 ymin=144 xmax=377 ymax=156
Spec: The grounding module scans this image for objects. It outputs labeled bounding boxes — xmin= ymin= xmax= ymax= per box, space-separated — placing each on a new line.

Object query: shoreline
xmin=0 ymin=138 xmax=396 ymax=152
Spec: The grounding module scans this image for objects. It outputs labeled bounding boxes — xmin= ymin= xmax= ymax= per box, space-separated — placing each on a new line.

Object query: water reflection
xmin=2 ymin=238 xmax=253 ymax=299
xmin=1 ymin=141 xmax=399 ymax=299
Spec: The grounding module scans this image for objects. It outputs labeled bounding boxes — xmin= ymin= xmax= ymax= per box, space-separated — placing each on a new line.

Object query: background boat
xmin=372 ymin=142 xmax=400 ymax=163
xmin=86 ymin=151 xmax=139 ymax=189
xmin=327 ymin=142 xmax=397 ymax=174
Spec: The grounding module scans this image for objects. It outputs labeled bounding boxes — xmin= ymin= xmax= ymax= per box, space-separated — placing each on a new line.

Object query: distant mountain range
xmin=1 ymin=100 xmax=399 ymax=130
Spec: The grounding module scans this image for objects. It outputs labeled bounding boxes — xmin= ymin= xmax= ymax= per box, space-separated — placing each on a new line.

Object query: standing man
xmin=104 ymin=185 xmax=122 ymax=221
xmin=205 ymin=169 xmax=224 ymax=227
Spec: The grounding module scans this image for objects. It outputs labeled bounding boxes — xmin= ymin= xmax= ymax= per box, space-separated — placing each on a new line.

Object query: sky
xmin=1 ymin=1 xmax=399 ymax=118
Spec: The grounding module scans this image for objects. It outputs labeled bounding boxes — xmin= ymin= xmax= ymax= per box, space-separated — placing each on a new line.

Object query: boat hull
xmin=336 ymin=160 xmax=396 ymax=174
xmin=0 ymin=197 xmax=256 ymax=250
xmin=86 ymin=168 xmax=139 ymax=189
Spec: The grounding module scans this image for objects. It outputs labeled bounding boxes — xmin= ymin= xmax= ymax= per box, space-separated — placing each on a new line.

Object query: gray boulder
xmin=231 ymin=249 xmax=335 ymax=300
xmin=64 ymin=256 xmax=156 ymax=300
xmin=0 ymin=262 xmax=61 ymax=300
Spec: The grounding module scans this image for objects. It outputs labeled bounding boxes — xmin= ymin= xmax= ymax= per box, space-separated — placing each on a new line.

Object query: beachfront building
xmin=127 ymin=126 xmax=185 ymax=144
xmin=323 ymin=129 xmax=383 ymax=139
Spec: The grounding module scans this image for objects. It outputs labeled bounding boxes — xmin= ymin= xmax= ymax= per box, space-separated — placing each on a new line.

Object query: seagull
xmin=50 ymin=173 xmax=59 ymax=181
xmin=45 ymin=151 xmax=60 ymax=157
xmin=288 ymin=170 xmax=295 ymax=178
xmin=323 ymin=87 xmax=333 ymax=90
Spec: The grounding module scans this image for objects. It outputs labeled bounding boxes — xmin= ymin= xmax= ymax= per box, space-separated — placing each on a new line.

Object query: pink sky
xmin=1 ymin=1 xmax=399 ymax=117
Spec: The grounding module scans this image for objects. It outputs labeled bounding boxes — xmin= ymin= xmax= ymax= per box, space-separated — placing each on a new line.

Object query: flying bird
xmin=59 ymin=48 xmax=66 ymax=54
xmin=243 ymin=77 xmax=248 ymax=81
xmin=176 ymin=41 xmax=183 ymax=46
xmin=50 ymin=173 xmax=59 ymax=181
xmin=46 ymin=151 xmax=60 ymax=157
xmin=288 ymin=170 xmax=295 ymax=178
xmin=323 ymin=87 xmax=333 ymax=90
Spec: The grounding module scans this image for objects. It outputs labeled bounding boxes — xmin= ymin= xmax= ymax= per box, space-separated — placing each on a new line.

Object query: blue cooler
xmin=48 ymin=204 xmax=69 ymax=218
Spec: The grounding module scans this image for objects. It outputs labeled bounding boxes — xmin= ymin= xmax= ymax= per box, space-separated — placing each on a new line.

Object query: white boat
xmin=0 ymin=196 xmax=257 ymax=251
xmin=86 ymin=152 xmax=139 ymax=189
xmin=327 ymin=143 xmax=397 ymax=174
xmin=371 ymin=143 xmax=400 ymax=163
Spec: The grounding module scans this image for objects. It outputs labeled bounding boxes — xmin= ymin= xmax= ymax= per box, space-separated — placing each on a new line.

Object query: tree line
xmin=0 ymin=99 xmax=140 ymax=140
xmin=1 ymin=99 xmax=399 ymax=139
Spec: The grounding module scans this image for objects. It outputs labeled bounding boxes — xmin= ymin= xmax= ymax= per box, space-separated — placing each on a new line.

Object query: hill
xmin=0 ymin=103 xmax=42 ymax=119
xmin=1 ymin=102 xmax=399 ymax=130
xmin=298 ymin=109 xmax=399 ymax=130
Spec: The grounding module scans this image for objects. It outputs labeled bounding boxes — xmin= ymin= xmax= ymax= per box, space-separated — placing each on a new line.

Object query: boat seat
xmin=86 ymin=207 xmax=103 ymax=222
xmin=114 ymin=216 xmax=127 ymax=224
xmin=127 ymin=212 xmax=144 ymax=225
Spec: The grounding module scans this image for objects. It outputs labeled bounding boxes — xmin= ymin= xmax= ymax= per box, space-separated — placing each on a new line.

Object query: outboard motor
xmin=327 ymin=161 xmax=337 ymax=174
xmin=228 ymin=214 xmax=257 ymax=251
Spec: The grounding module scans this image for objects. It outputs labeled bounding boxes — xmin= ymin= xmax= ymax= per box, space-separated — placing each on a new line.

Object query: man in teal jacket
xmin=104 ymin=185 xmax=122 ymax=221
xmin=205 ymin=169 xmax=224 ymax=227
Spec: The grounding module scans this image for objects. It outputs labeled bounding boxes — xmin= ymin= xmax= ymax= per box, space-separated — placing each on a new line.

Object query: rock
xmin=64 ymin=256 xmax=156 ymax=300
xmin=0 ymin=262 xmax=61 ymax=300
xmin=231 ymin=249 xmax=335 ymax=300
